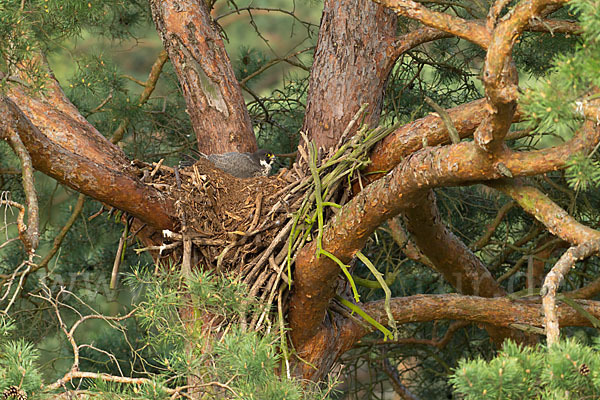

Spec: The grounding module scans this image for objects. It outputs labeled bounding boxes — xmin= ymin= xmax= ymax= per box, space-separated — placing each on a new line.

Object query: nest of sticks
xmin=133 ymin=110 xmax=394 ymax=335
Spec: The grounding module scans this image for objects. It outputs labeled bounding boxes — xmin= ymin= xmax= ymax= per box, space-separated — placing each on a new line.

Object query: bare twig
xmin=542 ymin=240 xmax=600 ymax=346
xmin=111 ymin=50 xmax=169 ymax=144
xmin=424 ymin=96 xmax=461 ymax=144
xmin=0 ymin=111 xmax=39 ymax=253
xmin=470 ymin=201 xmax=515 ymax=251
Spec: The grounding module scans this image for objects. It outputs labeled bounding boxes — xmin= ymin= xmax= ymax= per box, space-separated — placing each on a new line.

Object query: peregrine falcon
xmin=180 ymin=149 xmax=275 ymax=178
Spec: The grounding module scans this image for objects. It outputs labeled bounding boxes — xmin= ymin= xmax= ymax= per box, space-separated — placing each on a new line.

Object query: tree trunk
xmin=301 ymin=0 xmax=397 ymax=149
xmin=149 ymin=0 xmax=256 ymax=154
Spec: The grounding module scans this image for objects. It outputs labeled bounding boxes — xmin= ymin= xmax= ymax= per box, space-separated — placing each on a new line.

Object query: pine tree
xmin=1 ymin=0 xmax=600 ymax=398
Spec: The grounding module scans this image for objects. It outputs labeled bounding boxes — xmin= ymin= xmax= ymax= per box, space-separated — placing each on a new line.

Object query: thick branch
xmin=404 ymin=190 xmax=504 ymax=297
xmin=290 ymin=117 xmax=600 ymax=351
xmin=490 ymin=180 xmax=600 ymax=245
xmin=297 ymin=294 xmax=600 ymax=379
xmin=402 ymin=191 xmax=534 ymax=344
xmin=360 ymin=294 xmax=600 ymax=335
xmin=0 ymin=98 xmax=175 ymax=229
xmin=364 ymin=98 xmax=489 ymax=185
xmin=8 ymin=79 xmax=129 ymax=171
xmin=386 ymin=18 xmax=579 ymax=68
xmin=475 ymin=0 xmax=567 ymax=152
xmin=149 ymin=0 xmax=255 ymax=153
xmin=370 ymin=0 xmax=573 ymax=157
xmin=569 ymin=276 xmax=600 ymax=299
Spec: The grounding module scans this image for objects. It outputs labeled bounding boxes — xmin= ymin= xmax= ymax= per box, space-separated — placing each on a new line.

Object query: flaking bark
xmin=149 ymin=0 xmax=256 ymax=154
xmin=301 ymin=0 xmax=397 ymax=149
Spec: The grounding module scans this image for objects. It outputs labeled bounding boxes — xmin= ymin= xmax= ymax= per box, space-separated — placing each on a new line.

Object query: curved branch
xmin=542 ymin=240 xmax=600 ymax=346
xmin=363 ymin=98 xmax=490 ymax=185
xmin=1 ymin=118 xmax=38 ymax=253
xmin=488 ymin=180 xmax=600 ymax=344
xmin=475 ymin=0 xmax=567 ymax=152
xmin=290 ymin=118 xmax=600 ymax=352
xmin=386 ymin=26 xmax=453 ymax=68
xmin=402 ymin=191 xmax=533 ymax=344
xmin=374 ymin=0 xmax=491 ymax=48
xmin=489 ymin=180 xmax=600 ymax=245
xmin=359 ymin=294 xmax=600 ymax=335
xmin=296 ymin=293 xmax=600 ymax=379
xmin=8 ymin=76 xmax=129 ymax=171
xmin=527 ymin=18 xmax=582 ymax=34
xmin=0 ymin=98 xmax=176 ymax=230
xmin=404 ymin=190 xmax=505 ymax=297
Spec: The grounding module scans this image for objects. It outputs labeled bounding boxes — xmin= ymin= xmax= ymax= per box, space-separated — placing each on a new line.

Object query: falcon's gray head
xmin=252 ymin=149 xmax=275 ymax=174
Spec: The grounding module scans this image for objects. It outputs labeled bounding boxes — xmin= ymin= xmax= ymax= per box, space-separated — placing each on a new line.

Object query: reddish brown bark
xmin=474 ymin=0 xmax=567 ymax=152
xmin=291 ymin=2 xmax=583 ymax=376
xmin=0 ymin=97 xmax=176 ymax=230
xmin=8 ymin=79 xmax=129 ymax=171
xmin=3 ymin=57 xmax=177 ymax=232
xmin=301 ymin=0 xmax=397 ymax=149
xmin=364 ymin=98 xmax=489 ymax=183
xmin=360 ymin=294 xmax=600 ymax=336
xmin=2 ymin=0 xmax=594 ymax=388
xmin=491 ymin=180 xmax=600 ymax=245
xmin=149 ymin=0 xmax=256 ymax=154
xmin=289 ymin=118 xmax=600 ymax=375
xmin=403 ymin=191 xmax=538 ymax=344
xmin=295 ymin=293 xmax=600 ymax=379
xmin=404 ymin=191 xmax=505 ymax=297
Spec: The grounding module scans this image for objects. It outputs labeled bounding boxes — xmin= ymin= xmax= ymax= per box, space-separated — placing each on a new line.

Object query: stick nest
xmin=132 ymin=111 xmax=394 ymax=334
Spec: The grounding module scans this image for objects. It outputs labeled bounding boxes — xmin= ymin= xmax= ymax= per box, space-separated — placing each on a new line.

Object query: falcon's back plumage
xmin=181 ymin=149 xmax=275 ymax=178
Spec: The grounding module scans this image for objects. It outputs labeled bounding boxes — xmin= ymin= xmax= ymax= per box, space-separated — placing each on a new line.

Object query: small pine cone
xmin=580 ymin=363 xmax=591 ymax=376
xmin=2 ymin=386 xmax=27 ymax=400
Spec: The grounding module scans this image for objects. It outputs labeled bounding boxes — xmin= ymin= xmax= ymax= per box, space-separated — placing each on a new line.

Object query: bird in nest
xmin=180 ymin=149 xmax=276 ymax=178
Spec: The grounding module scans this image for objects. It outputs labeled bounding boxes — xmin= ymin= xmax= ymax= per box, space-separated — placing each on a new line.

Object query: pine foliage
xmin=451 ymin=339 xmax=600 ymax=399
xmin=0 ymin=318 xmax=43 ymax=398
xmin=123 ymin=267 xmax=335 ymax=400
xmin=520 ymin=0 xmax=600 ymax=191
xmin=1 ymin=0 xmax=600 ymax=398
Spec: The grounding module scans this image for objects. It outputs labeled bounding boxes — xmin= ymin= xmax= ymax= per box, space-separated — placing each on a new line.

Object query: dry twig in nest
xmin=131 ymin=106 xmax=397 ymax=354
